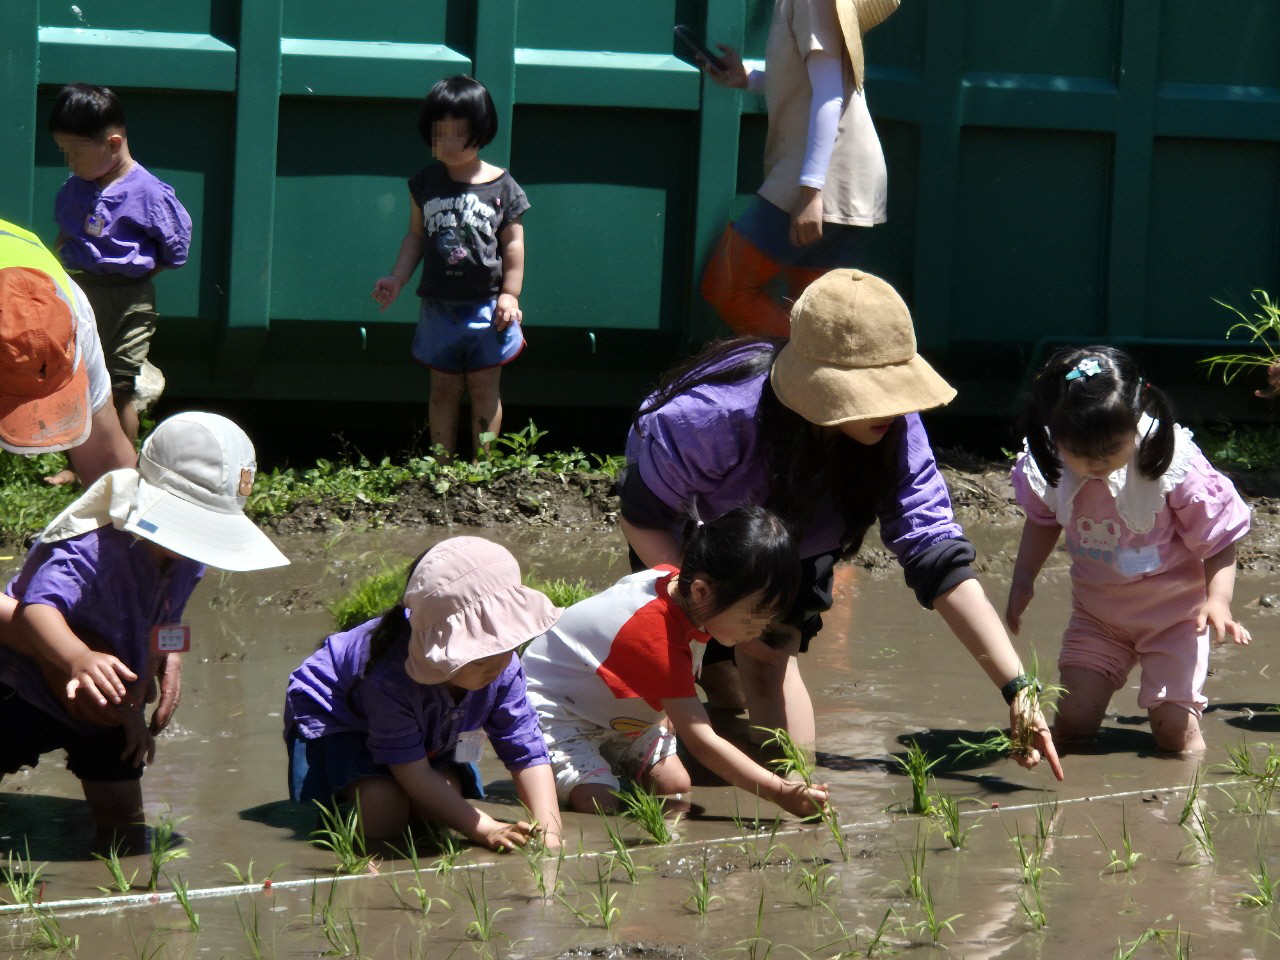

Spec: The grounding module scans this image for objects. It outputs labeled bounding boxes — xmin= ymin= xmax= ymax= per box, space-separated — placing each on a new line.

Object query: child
xmin=0 ymin=412 xmax=288 ymax=830
xmin=284 ymin=537 xmax=564 ymax=850
xmin=49 ymin=83 xmax=192 ymax=447
xmin=371 ymin=75 xmax=528 ymax=460
xmin=521 ymin=506 xmax=830 ymax=817
xmin=1007 ymin=346 xmax=1251 ymax=753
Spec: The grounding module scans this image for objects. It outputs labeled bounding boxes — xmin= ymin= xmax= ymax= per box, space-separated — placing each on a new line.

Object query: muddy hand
xmin=480 ymin=818 xmax=535 ymax=851
xmin=1256 ymin=360 xmax=1280 ymax=399
xmin=1010 ymin=703 xmax=1064 ymax=781
xmin=149 ymin=652 xmax=184 ymax=734
xmin=778 ymin=779 xmax=829 ymax=817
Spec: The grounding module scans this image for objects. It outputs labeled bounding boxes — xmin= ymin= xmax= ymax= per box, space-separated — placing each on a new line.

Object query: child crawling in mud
xmin=284 ymin=537 xmax=564 ymax=850
xmin=1006 ymin=346 xmax=1251 ymax=753
xmin=521 ymin=506 xmax=829 ymax=817
xmin=0 ymin=413 xmax=289 ymax=831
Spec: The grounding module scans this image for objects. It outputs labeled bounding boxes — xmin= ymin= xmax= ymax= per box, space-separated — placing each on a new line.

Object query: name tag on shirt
xmin=454 ymin=728 xmax=487 ymax=764
xmin=151 ymin=624 xmax=191 ymax=654
xmin=84 ymin=212 xmax=105 ymax=237
xmin=1115 ymin=545 xmax=1161 ymax=576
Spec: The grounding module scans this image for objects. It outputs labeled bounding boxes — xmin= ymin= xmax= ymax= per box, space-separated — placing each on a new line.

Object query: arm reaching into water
xmin=390 ymin=757 xmax=537 ymax=851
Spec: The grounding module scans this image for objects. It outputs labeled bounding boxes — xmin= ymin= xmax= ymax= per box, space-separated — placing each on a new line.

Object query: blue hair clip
xmin=1065 ymin=358 xmax=1103 ymax=382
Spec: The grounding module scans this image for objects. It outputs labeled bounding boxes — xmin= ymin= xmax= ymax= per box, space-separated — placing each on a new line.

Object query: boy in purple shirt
xmin=285 ymin=537 xmax=564 ymax=850
xmin=50 ymin=83 xmax=191 ymax=446
xmin=0 ymin=413 xmax=288 ymax=831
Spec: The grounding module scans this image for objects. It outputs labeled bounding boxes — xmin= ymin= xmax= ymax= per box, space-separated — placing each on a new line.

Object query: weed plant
xmin=146 ymin=807 xmax=189 ymax=891
xmin=311 ymin=798 xmax=376 ymax=875
xmin=760 ymin=726 xmax=848 ymax=859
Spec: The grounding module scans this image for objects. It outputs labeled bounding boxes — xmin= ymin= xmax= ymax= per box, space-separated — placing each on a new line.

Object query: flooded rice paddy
xmin=3 ymin=522 xmax=1280 ymax=958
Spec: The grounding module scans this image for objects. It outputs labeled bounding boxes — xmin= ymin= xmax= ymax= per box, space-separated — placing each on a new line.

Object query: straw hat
xmin=403 ymin=537 xmax=561 ymax=684
xmin=769 ymin=269 xmax=956 ymax=426
xmin=836 ymin=0 xmax=901 ymax=91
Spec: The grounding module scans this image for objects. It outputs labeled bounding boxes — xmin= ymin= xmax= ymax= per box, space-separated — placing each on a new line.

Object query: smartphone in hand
xmin=673 ymin=24 xmax=727 ymax=73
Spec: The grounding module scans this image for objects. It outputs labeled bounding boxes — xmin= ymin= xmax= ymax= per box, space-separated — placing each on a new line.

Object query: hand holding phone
xmin=674 ymin=25 xmax=727 ymax=73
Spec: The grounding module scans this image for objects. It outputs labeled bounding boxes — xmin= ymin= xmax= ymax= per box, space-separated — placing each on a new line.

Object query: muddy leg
xmin=81 ymin=779 xmax=144 ymax=832
xmin=1053 ymin=665 xmax=1114 ymax=747
xmin=465 ymin=366 xmax=502 ymax=457
xmin=343 ymin=776 xmax=411 ymax=842
xmin=1149 ymin=703 xmax=1205 ymax=754
xmin=428 ymin=371 xmax=464 ymax=458
xmin=568 ymin=782 xmax=620 ymax=814
xmin=739 ymin=647 xmax=815 ymax=749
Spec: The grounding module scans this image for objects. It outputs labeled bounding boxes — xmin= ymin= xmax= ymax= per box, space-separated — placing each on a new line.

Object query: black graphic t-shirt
xmin=408 ymin=164 xmax=530 ymax=302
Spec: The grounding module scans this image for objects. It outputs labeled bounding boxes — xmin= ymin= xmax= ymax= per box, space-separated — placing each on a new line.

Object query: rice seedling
xmin=952 ymin=656 xmax=1064 ymax=763
xmin=146 ymin=807 xmax=189 ymax=891
xmin=461 ymin=869 xmax=510 ymax=942
xmin=614 ymin=781 xmax=677 ymax=844
xmin=1007 ymin=817 xmax=1057 ymax=889
xmin=730 ymin=798 xmax=785 ymax=869
xmin=731 ymin=884 xmax=776 ymax=960
xmin=3 ymin=839 xmax=45 ymax=907
xmin=26 ymin=908 xmax=79 ymax=954
xmin=236 ymin=897 xmax=269 ymax=960
xmin=1180 ymin=802 xmax=1216 ymax=864
xmin=1179 ymin=766 xmax=1203 ymax=826
xmin=320 ymin=905 xmax=364 ymax=957
xmin=522 ymin=575 xmax=593 ymax=609
xmin=329 ymin=564 xmax=409 ymax=630
xmin=310 ymin=798 xmax=376 ymax=876
xmin=223 ymin=859 xmax=284 ymax=886
xmin=1017 ymin=884 xmax=1048 ymax=930
xmin=1112 ymin=927 xmax=1181 ymax=960
xmin=862 ymin=908 xmax=899 ymax=958
xmin=1092 ymin=806 xmax=1142 ymax=875
xmin=1200 ymin=289 xmax=1280 ymax=385
xmin=893 ymin=739 xmax=941 ymax=816
xmin=386 ymin=831 xmax=452 ymax=915
xmin=793 ymin=857 xmax=836 ymax=908
xmin=167 ymin=872 xmax=200 ymax=931
xmin=92 ymin=838 xmax=138 ymax=893
xmin=934 ymin=792 xmax=979 ymax=849
xmin=514 ymin=831 xmax=565 ymax=901
xmin=124 ymin=925 xmax=165 ymax=960
xmin=760 ymin=726 xmax=848 ymax=859
xmin=1221 ymin=738 xmax=1260 ymax=778
xmin=896 ymin=827 xmax=928 ymax=900
xmin=914 ymin=882 xmax=961 ymax=945
xmin=582 ymin=861 xmax=621 ymax=931
xmin=684 ymin=848 xmax=723 ymax=916
xmin=1239 ymin=857 xmax=1279 ymax=907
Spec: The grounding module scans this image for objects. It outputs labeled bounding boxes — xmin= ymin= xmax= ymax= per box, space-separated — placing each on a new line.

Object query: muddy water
xmin=1 ymin=522 xmax=1279 ymax=958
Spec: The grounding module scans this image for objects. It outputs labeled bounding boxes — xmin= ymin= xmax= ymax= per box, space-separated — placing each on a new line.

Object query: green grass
xmin=1201 ymin=289 xmax=1280 ymax=386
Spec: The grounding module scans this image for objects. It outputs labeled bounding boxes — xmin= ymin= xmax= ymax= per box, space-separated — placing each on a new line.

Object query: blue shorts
xmin=411 ymin=298 xmax=525 ymax=374
xmin=286 ymin=729 xmax=484 ymax=805
xmin=0 ymin=684 xmax=145 ymax=783
xmin=732 ymin=194 xmax=871 ymax=269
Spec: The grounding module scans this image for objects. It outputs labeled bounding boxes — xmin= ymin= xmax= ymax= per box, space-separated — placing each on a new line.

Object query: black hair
xmin=675 ymin=505 xmax=800 ymax=621
xmin=1019 ymin=344 xmax=1175 ymax=487
xmin=637 ymin=337 xmax=900 ymax=558
xmin=48 ymin=83 xmax=125 ymax=139
xmin=417 ymin=75 xmax=498 ymax=149
xmin=343 ymin=552 xmax=428 ymax=710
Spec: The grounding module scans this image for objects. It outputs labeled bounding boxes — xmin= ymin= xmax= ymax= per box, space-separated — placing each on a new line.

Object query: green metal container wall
xmin=5 ymin=0 xmax=1279 ymax=413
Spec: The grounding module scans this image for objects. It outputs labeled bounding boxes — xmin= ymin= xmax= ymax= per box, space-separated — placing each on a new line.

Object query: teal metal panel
xmin=2 ymin=0 xmax=1278 ymax=411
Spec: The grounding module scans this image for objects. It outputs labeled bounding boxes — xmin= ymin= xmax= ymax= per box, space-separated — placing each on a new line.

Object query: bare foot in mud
xmin=43 ymin=468 xmax=79 ymax=487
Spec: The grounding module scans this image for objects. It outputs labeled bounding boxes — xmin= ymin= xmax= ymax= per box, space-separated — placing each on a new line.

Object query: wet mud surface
xmin=2 ymin=483 xmax=1280 ymax=957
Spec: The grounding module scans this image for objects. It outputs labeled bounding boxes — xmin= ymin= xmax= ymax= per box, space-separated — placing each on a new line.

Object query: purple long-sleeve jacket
xmin=622 ymin=350 xmax=974 ymax=607
xmin=284 ymin=617 xmax=549 ymax=771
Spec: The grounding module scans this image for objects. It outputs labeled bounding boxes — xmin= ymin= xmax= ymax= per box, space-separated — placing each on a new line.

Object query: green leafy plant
xmin=3 ymin=839 xmax=46 ymax=907
xmin=685 ymin=848 xmax=724 ymax=916
xmin=522 ymin=575 xmax=593 ymax=609
xmin=1092 ymin=806 xmax=1142 ymax=875
xmin=310 ymin=799 xmax=376 ymax=876
xmin=897 ymin=827 xmax=928 ymax=900
xmin=1201 ymin=289 xmax=1280 ymax=385
xmin=594 ymin=804 xmax=643 ymax=883
xmin=26 ymin=908 xmax=79 ymax=954
xmin=914 ymin=882 xmax=961 ymax=944
xmin=1239 ymin=857 xmax=1279 ymax=907
xmin=386 ymin=833 xmax=451 ymax=916
xmin=793 ymin=857 xmax=836 ymax=908
xmin=328 ymin=564 xmax=409 ymax=630
xmin=462 ymin=869 xmax=510 ymax=941
xmin=935 ymin=792 xmax=978 ymax=849
xmin=319 ymin=904 xmax=363 ymax=957
xmin=222 ymin=859 xmax=284 ymax=887
xmin=893 ymin=739 xmax=941 ymax=816
xmin=93 ymin=839 xmax=138 ymax=893
xmin=614 ymin=782 xmax=677 ymax=844
xmin=146 ymin=807 xmax=189 ymax=891
xmin=168 ymin=872 xmax=200 ymax=932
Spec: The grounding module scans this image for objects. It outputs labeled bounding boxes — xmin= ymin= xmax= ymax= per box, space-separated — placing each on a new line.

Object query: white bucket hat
xmin=38 ymin=411 xmax=289 ymax=571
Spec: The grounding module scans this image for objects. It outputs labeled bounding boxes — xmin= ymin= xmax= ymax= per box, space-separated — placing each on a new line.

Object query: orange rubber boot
xmin=700 ymin=225 xmax=791 ymax=337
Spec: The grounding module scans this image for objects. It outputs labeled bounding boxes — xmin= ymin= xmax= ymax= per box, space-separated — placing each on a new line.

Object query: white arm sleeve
xmin=800 ymin=52 xmax=844 ymax=189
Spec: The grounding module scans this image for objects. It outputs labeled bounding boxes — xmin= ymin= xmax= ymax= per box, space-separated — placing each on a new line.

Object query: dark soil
xmin=259 ymin=459 xmax=1280 ymax=576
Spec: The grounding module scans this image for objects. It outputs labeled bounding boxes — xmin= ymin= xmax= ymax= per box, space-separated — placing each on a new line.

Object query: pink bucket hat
xmin=404 ymin=537 xmax=561 ymax=684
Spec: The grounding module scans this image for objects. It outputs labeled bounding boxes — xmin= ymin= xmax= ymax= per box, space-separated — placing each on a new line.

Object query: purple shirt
xmin=0 ymin=525 xmax=204 ymax=732
xmin=284 ymin=617 xmax=549 ymax=771
xmin=624 ymin=351 xmax=964 ymax=562
xmin=54 ymin=163 xmax=192 ymax=278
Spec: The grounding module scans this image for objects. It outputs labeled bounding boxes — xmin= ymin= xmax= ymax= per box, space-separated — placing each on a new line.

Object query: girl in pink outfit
xmin=1007 ymin=346 xmax=1251 ymax=753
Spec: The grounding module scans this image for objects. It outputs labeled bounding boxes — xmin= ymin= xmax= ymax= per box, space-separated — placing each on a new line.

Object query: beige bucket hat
xmin=769 ymin=268 xmax=956 ymax=426
xmin=836 ymin=0 xmax=901 ymax=91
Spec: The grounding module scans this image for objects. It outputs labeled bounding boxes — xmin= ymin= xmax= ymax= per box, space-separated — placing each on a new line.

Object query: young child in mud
xmin=1006 ymin=346 xmax=1251 ymax=753
xmin=0 ymin=413 xmax=289 ymax=830
xmin=371 ymin=75 xmax=528 ymax=461
xmin=284 ymin=537 xmax=564 ymax=850
xmin=521 ymin=506 xmax=830 ymax=817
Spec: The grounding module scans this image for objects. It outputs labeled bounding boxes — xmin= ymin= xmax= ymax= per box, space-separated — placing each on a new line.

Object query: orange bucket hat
xmin=0 ymin=266 xmax=90 ymax=454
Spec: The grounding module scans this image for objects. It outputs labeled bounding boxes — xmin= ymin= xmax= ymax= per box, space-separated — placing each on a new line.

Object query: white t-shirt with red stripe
xmin=522 ymin=566 xmax=710 ymax=734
